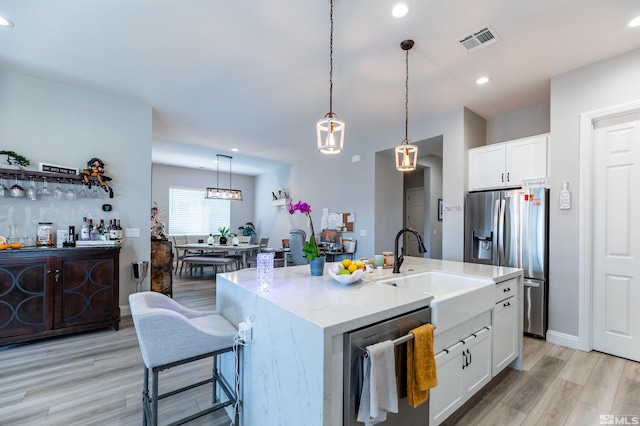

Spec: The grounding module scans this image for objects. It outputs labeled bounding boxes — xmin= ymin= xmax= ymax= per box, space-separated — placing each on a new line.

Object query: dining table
xmin=174 ymin=243 xmax=260 ymax=269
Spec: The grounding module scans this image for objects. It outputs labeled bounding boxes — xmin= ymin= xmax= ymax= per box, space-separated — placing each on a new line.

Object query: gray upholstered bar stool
xmin=129 ymin=292 xmax=241 ymax=426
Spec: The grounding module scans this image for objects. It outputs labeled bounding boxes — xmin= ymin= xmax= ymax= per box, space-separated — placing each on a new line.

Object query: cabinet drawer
xmin=495 ymin=278 xmax=517 ymax=302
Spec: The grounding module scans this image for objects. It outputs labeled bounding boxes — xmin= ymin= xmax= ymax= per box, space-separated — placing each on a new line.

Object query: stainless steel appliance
xmin=343 ymin=307 xmax=431 ymax=426
xmin=464 ymin=188 xmax=549 ymax=338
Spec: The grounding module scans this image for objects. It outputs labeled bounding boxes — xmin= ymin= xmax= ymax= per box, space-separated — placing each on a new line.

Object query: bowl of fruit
xmin=328 ymin=259 xmax=366 ymax=284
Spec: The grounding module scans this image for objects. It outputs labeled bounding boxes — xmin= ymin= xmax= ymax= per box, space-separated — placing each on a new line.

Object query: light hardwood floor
xmin=1 ymin=270 xmax=639 ymax=425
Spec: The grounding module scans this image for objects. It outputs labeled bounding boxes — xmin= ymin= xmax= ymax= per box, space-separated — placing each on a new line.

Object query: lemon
xmin=354 ymin=260 xmax=365 ymax=269
xmin=338 ymin=269 xmax=351 ymax=275
xmin=341 ymin=259 xmax=352 ymax=268
xmin=348 ymin=264 xmax=358 ymax=273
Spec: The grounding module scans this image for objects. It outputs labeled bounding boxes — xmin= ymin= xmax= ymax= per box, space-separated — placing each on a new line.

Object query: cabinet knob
xmin=507 ymin=172 xmax=510 ymax=182
xmin=501 ymin=173 xmax=504 ymax=182
xmin=503 ymin=301 xmax=510 ymax=307
xmin=503 ymin=287 xmax=511 ymax=292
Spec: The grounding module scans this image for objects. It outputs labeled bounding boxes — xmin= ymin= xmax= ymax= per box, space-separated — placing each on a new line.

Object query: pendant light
xmin=317 ymin=0 xmax=345 ymax=154
xmin=395 ymin=39 xmax=418 ymax=172
xmin=205 ymin=154 xmax=243 ymax=201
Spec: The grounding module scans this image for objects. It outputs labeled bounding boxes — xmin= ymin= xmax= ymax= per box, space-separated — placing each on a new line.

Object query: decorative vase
xmin=309 ymin=256 xmax=325 ymax=277
xmin=219 ymin=236 xmax=227 ymax=245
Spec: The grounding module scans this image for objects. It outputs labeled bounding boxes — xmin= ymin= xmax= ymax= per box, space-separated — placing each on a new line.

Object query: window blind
xmin=169 ymin=187 xmax=230 ymax=235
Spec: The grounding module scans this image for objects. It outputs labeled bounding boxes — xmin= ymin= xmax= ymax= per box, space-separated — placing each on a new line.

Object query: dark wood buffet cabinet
xmin=0 ymin=246 xmax=120 ymax=346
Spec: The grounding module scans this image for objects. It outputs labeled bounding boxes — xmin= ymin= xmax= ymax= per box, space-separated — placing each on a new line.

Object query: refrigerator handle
xmin=492 ymin=199 xmax=500 ymax=264
xmin=524 ymin=279 xmax=541 ymax=288
xmin=498 ymin=199 xmax=506 ymax=265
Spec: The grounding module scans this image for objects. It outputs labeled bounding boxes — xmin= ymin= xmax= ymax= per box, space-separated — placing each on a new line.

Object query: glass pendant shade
xmin=395 ymin=141 xmax=418 ymax=171
xmin=317 ymin=115 xmax=345 ymax=154
xmin=205 ymin=154 xmax=243 ymax=201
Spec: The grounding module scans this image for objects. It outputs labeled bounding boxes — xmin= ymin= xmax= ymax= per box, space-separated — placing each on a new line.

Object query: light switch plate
xmin=125 ymin=228 xmax=140 ymax=238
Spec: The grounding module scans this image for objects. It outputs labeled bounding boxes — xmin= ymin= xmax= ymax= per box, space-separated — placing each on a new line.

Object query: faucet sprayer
xmin=393 ymin=227 xmax=427 ymax=273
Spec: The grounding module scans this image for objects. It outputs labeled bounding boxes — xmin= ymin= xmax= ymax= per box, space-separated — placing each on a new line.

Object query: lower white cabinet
xmin=492 ymin=297 xmax=517 ymax=375
xmin=492 ymin=279 xmax=518 ymax=376
xmin=430 ymin=327 xmax=492 ymax=425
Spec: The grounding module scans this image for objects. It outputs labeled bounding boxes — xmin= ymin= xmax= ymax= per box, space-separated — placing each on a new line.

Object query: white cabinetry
xmin=430 ymin=326 xmax=492 ymax=425
xmin=469 ymin=134 xmax=548 ymax=191
xmin=492 ymin=279 xmax=518 ymax=375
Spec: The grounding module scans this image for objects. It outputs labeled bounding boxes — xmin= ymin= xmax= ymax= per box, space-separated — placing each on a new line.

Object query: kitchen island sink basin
xmin=377 ymin=271 xmax=495 ymax=333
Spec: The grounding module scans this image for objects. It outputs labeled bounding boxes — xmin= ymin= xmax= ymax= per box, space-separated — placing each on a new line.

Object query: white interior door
xmin=592 ymin=115 xmax=640 ymax=361
xmin=405 ymin=187 xmax=425 ymax=257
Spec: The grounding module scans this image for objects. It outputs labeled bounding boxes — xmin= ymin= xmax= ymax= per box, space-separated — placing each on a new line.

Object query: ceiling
xmin=1 ymin=1 xmax=639 ymax=175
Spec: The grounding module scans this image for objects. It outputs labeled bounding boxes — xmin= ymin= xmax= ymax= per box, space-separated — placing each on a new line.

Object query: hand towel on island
xmin=407 ymin=323 xmax=437 ymax=408
xmin=357 ymin=340 xmax=398 ymax=425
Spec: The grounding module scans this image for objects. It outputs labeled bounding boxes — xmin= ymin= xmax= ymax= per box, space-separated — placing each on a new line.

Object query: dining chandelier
xmin=395 ymin=39 xmax=418 ymax=172
xmin=205 ymin=154 xmax=243 ymax=201
xmin=316 ymin=0 xmax=345 ymax=154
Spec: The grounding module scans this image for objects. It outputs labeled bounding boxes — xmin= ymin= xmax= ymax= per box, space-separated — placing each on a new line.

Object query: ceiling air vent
xmin=458 ymin=26 xmax=501 ymax=53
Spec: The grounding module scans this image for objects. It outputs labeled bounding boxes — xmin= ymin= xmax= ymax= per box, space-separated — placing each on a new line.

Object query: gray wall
xmin=418 ymin=155 xmax=443 ymax=259
xmin=487 ymin=103 xmax=550 ymax=145
xmin=151 ymin=163 xmax=256 ymax=240
xmin=0 ymin=71 xmax=152 ymax=307
xmin=548 ymin=47 xmax=640 ymax=336
xmin=254 ymin=107 xmax=485 ymax=262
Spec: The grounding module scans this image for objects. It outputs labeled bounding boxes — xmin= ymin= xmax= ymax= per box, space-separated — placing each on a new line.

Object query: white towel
xmin=356 ymin=340 xmax=398 ymax=425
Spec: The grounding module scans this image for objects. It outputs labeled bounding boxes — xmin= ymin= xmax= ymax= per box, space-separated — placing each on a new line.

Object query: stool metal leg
xmin=152 ymin=369 xmax=159 ymax=426
xmin=142 ymin=366 xmax=149 ymax=426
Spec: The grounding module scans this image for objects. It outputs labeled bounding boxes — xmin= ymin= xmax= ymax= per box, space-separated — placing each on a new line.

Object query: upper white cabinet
xmin=468 ymin=134 xmax=548 ymax=191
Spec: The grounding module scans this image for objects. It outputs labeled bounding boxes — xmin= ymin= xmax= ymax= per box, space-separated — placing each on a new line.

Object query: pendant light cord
xmin=328 ymin=0 xmax=334 ymax=116
xmin=404 ymin=47 xmax=409 ymax=143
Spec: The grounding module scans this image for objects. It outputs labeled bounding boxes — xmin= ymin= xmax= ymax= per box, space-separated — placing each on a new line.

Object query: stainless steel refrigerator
xmin=464 ymin=188 xmax=549 ymax=338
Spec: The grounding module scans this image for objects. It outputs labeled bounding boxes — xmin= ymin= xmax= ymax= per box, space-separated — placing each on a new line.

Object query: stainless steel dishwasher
xmin=343 ymin=306 xmax=432 ymax=426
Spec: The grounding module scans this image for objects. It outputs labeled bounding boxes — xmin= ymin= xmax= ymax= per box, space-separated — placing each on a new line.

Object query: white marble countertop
xmin=218 ymin=256 xmax=521 ymax=336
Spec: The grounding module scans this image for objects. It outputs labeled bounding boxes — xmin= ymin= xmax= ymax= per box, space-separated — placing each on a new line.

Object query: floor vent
xmin=458 ymin=26 xmax=501 ymax=53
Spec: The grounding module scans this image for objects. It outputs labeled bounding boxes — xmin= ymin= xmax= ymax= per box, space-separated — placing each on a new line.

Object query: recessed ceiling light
xmin=231 ymin=148 xmax=238 ymax=152
xmin=391 ymin=2 xmax=409 ymax=18
xmin=0 ymin=15 xmax=14 ymax=27
xmin=628 ymin=16 xmax=640 ymax=28
xmin=476 ymin=76 xmax=490 ymax=85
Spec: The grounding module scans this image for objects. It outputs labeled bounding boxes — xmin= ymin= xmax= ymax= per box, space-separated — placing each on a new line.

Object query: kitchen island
xmin=216 ymin=257 xmax=522 ymax=426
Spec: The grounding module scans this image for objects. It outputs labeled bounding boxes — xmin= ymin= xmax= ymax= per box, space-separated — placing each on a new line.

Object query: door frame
xmin=578 ymin=99 xmax=640 ymax=352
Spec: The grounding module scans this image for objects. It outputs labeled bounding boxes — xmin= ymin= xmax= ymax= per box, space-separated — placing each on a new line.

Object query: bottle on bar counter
xmin=116 ymin=219 xmax=123 ymax=240
xmin=109 ymin=219 xmax=118 ymax=241
xmin=80 ymin=217 xmax=90 ymax=241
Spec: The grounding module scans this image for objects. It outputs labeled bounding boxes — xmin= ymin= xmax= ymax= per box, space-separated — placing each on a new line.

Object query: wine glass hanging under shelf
xmin=0 ymin=169 xmax=113 ymax=198
xmin=0 ymin=169 xmax=111 ymax=184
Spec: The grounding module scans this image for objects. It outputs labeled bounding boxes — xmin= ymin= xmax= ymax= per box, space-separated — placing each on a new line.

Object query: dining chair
xmin=289 ymin=229 xmax=308 ymax=265
xmin=172 ymin=235 xmax=196 ymax=274
xmin=245 ymin=237 xmax=270 ymax=268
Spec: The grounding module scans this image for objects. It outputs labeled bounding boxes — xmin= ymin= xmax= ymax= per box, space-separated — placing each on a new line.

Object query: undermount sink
xmin=377 ymin=271 xmax=495 ymax=333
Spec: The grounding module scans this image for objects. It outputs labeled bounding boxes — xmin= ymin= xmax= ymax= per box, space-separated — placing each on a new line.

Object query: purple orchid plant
xmin=289 ymin=200 xmax=322 ymax=261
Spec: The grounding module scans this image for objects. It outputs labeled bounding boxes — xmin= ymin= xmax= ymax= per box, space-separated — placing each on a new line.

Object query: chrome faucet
xmin=393 ymin=227 xmax=427 ymax=273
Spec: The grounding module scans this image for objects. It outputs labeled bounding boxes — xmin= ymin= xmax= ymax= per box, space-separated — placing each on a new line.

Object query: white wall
xmin=151 ymin=163 xmax=255 ymax=239
xmin=548 ymin=47 xmax=640 ymax=337
xmin=0 ymin=71 xmax=152 ymax=307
